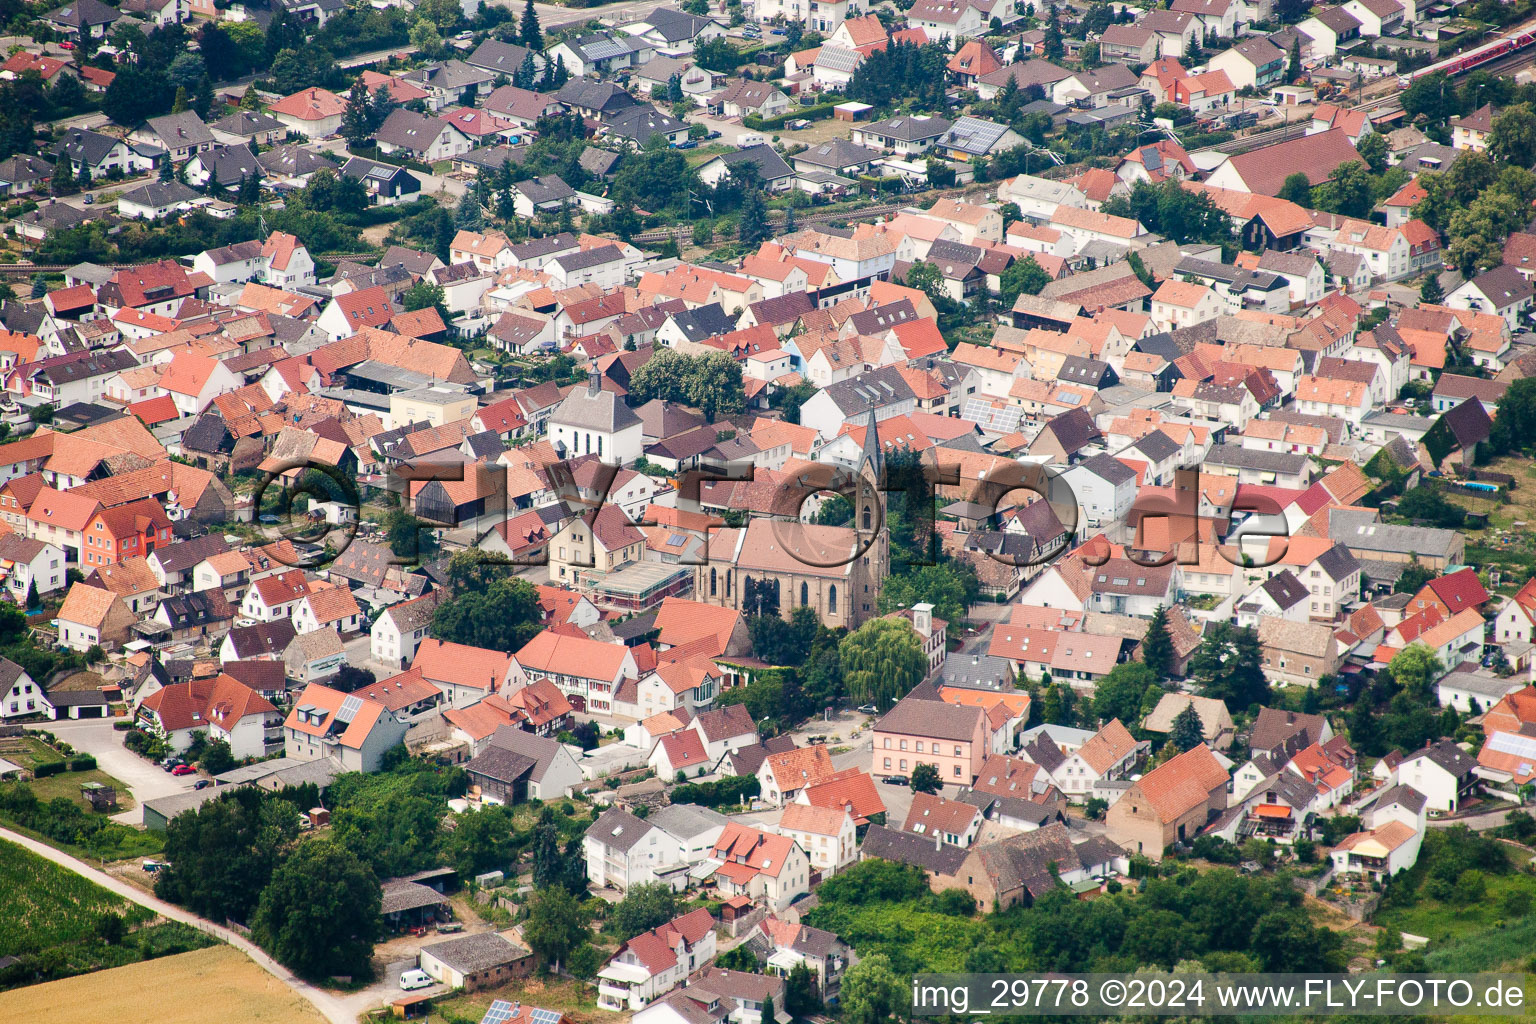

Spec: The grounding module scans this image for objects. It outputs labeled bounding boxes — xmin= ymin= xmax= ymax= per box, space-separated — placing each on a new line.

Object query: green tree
xmin=667 ymin=73 xmax=684 ymax=104
xmin=155 ymin=787 xmax=300 ymax=924
xmin=1091 ymin=662 xmax=1156 ymax=725
xmin=785 ymin=961 xmax=822 ymax=1016
xmin=1170 ymin=702 xmax=1204 ymax=752
xmin=523 ymin=885 xmax=590 ymax=971
xmin=608 ymin=882 xmax=682 ymax=940
xmin=1141 ymin=605 xmax=1174 ymax=679
xmin=738 ymin=187 xmax=771 ymax=246
xmin=400 ymin=280 xmax=449 ymax=320
xmin=841 ymin=953 xmax=910 ymax=1024
xmin=1490 ymin=103 xmax=1536 ymax=168
xmin=1189 ymin=622 xmax=1268 ymax=712
xmin=1389 ymin=642 xmax=1443 ymax=697
xmin=431 ymin=569 xmax=543 ymax=652
xmin=903 ymin=261 xmax=946 ymax=305
xmin=51 ymin=153 xmax=73 ymax=196
xmin=1286 ymin=38 xmax=1302 ymax=83
xmin=444 ymin=804 xmax=517 ymax=877
xmin=1311 ymin=161 xmax=1374 ymax=218
xmin=909 ymin=762 xmax=941 ymax=794
xmin=252 ymin=841 xmax=381 ymax=980
xmin=1043 ymin=0 xmax=1064 ymax=61
xmin=520 ymin=0 xmax=543 ymax=49
xmin=342 ymin=84 xmax=373 ymax=146
xmin=409 ymin=18 xmax=445 ymax=59
xmin=840 ymin=618 xmax=926 ymax=711
xmin=1277 ymin=172 xmax=1312 ymax=206
xmin=684 ymin=350 xmax=746 ymax=422
xmin=1392 ymin=556 xmax=1436 ymax=594
xmin=876 ymin=564 xmax=973 ymax=624
xmin=200 ymin=739 xmax=235 ymax=775
xmin=1348 ymin=697 xmax=1383 ymax=757
xmin=1355 ymin=131 xmax=1388 ymax=174
xmin=383 ymin=507 xmax=439 ymax=562
xmin=998 ymin=255 xmax=1049 ymax=307
xmin=1420 ymin=273 xmax=1444 ymax=305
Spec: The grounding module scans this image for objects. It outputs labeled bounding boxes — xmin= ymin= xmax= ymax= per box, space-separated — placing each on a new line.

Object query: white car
xmin=399 ymin=969 xmax=433 ymax=991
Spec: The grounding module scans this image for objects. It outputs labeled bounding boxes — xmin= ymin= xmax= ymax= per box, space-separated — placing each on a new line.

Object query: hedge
xmin=746 ymin=103 xmax=839 ymax=131
xmin=67 ymin=755 xmax=97 ymax=772
xmin=33 ymin=760 xmax=66 ymax=778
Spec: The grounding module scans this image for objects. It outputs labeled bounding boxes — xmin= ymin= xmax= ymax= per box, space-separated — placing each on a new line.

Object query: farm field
xmin=0 ymin=838 xmax=208 ymax=990
xmin=0 ymin=945 xmax=325 ymax=1024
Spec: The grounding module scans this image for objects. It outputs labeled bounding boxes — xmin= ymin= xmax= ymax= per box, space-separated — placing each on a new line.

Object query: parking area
xmin=43 ymin=718 xmax=199 ymax=823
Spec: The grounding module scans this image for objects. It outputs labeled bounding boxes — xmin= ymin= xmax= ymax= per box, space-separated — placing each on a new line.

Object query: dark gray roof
xmin=1313 ymin=542 xmax=1359 ymax=583
xmin=195 ymin=144 xmax=261 ymax=188
xmin=603 ymin=105 xmax=688 ymax=145
xmin=794 ymin=138 xmax=881 ymax=170
xmin=667 ymin=303 xmax=735 ymax=343
xmin=48 ymin=0 xmax=120 ymax=28
xmin=716 ymin=144 xmax=794 ymax=182
xmin=1076 ymin=451 xmax=1137 ymax=485
xmin=1375 ymin=783 xmax=1427 ymax=814
xmin=420 ymin=932 xmax=529 ymax=972
xmin=212 ymin=110 xmax=284 ymax=136
xmin=1203 ymin=444 xmax=1309 ymax=475
xmin=486 ymin=725 xmax=568 ymax=783
xmin=142 ymin=112 xmax=215 ymax=150
xmin=1260 ymin=569 xmax=1308 ymax=611
xmin=464 ymin=743 xmax=538 ymax=785
xmin=258 ymin=144 xmax=335 ymax=178
xmin=822 ymin=364 xmax=917 ymax=416
xmin=465 ymin=38 xmax=541 ymax=75
xmin=847 ymin=299 xmax=918 ymax=335
xmin=938 ymin=652 xmax=1014 ymax=691
xmin=1406 ymin=739 xmax=1476 ymax=780
xmin=225 ymin=620 xmax=297 ymax=659
xmin=1128 ymin=429 xmax=1180 ymax=462
xmin=158 ymin=592 xmax=232 ymax=630
xmin=119 ymin=180 xmax=200 ymax=209
xmin=515 ymin=174 xmax=577 ymax=207
xmin=375 ymin=108 xmax=455 ymax=154
xmin=861 ymin=114 xmax=953 ymax=142
xmin=1021 ymin=733 xmax=1067 ymax=773
xmin=556 ymin=79 xmax=640 ymax=115
xmin=403 ymin=59 xmax=496 ymax=92
xmin=586 ymin=807 xmax=654 ymax=852
xmin=859 ymin=823 xmax=969 ymax=874
xmin=1248 ymin=707 xmax=1327 ymax=759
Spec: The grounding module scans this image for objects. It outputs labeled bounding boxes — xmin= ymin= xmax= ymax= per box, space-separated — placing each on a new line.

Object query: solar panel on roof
xmin=482 ymin=1001 xmax=516 ymax=1024
xmin=336 ymin=694 xmax=364 ymax=723
xmin=530 ymin=1009 xmax=562 ymax=1024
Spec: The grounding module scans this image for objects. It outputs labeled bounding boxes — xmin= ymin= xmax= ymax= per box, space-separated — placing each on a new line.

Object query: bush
xmin=67 ymin=755 xmax=97 ymax=772
xmin=745 ymin=102 xmax=839 ymax=130
xmin=33 ymin=760 xmax=66 ymax=778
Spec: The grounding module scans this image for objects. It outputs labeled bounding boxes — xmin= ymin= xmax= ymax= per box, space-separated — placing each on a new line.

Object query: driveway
xmin=44 ymin=717 xmax=197 ymax=823
xmin=0 ymin=826 xmax=353 ymax=1024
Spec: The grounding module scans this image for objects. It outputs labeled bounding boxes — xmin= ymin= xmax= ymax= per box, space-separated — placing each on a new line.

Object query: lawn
xmin=26 ymin=767 xmax=137 ymax=813
xmin=1372 ymin=845 xmax=1536 ymax=944
xmin=0 ymin=945 xmax=322 ymax=1024
xmin=0 ymin=732 xmax=136 ymax=810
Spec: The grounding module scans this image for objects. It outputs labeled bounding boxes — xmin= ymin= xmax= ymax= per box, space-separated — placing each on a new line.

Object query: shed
xmin=418 ymin=931 xmax=534 ymax=990
xmin=834 ymin=101 xmax=874 ymax=121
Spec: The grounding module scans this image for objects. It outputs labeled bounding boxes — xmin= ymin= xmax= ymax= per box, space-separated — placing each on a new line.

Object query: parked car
xmin=161 ymin=758 xmax=184 ymax=771
xmin=883 ymin=776 xmax=909 ymax=786
xmin=171 ymin=764 xmax=196 ymax=776
xmin=83 ymin=194 xmax=94 ymax=204
xmin=192 ymin=779 xmax=213 ymax=790
xmin=857 ymin=703 xmax=879 ymax=714
xmin=399 ymin=970 xmax=433 ymax=991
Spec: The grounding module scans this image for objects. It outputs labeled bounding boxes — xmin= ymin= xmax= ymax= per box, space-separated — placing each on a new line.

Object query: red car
xmin=171 ymin=764 xmax=196 ymax=776
xmin=58 ymin=41 xmax=74 ymax=50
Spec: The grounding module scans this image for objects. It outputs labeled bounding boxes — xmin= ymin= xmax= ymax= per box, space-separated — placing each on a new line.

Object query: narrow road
xmin=0 ymin=827 xmax=355 ymax=1024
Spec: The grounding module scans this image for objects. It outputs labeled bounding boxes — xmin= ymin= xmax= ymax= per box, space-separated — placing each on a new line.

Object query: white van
xmin=399 ymin=969 xmax=433 ymax=991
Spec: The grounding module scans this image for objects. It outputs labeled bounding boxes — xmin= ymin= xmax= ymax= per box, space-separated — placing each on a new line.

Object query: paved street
xmin=43 ymin=717 xmax=197 ymax=823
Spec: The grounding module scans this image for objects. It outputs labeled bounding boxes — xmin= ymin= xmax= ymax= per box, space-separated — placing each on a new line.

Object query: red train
xmin=1398 ymin=29 xmax=1536 ymax=87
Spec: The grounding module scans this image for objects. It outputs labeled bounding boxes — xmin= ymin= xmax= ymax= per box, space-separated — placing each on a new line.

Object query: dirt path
xmin=0 ymin=826 xmax=355 ymax=1024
